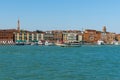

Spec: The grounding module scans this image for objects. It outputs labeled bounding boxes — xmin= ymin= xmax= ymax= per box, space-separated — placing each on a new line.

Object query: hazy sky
xmin=0 ymin=0 xmax=120 ymax=33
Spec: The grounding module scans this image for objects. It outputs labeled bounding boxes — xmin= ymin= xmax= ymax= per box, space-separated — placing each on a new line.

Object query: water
xmin=0 ymin=45 xmax=120 ymax=80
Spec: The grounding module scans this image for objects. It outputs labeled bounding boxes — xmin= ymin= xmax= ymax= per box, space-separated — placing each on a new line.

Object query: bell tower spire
xmin=103 ymin=26 xmax=106 ymax=33
xmin=17 ymin=19 xmax=20 ymax=32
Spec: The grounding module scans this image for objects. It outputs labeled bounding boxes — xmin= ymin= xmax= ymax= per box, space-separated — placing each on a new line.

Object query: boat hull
xmin=56 ymin=43 xmax=81 ymax=47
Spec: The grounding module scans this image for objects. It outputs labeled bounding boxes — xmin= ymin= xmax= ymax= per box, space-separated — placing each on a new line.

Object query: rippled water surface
xmin=0 ymin=45 xmax=120 ymax=80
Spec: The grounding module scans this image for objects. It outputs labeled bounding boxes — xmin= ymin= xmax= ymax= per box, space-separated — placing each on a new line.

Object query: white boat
xmin=30 ymin=42 xmax=38 ymax=45
xmin=114 ymin=42 xmax=119 ymax=45
xmin=56 ymin=42 xmax=81 ymax=47
xmin=97 ymin=40 xmax=104 ymax=45
xmin=45 ymin=41 xmax=54 ymax=46
xmin=113 ymin=41 xmax=119 ymax=45
xmin=38 ymin=40 xmax=43 ymax=45
xmin=55 ymin=43 xmax=65 ymax=46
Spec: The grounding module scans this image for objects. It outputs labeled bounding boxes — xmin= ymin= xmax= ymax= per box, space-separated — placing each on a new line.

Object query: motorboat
xmin=45 ymin=41 xmax=54 ymax=46
xmin=112 ymin=41 xmax=119 ymax=45
xmin=56 ymin=42 xmax=81 ymax=47
xmin=15 ymin=42 xmax=25 ymax=45
xmin=97 ymin=40 xmax=104 ymax=45
xmin=38 ymin=40 xmax=44 ymax=45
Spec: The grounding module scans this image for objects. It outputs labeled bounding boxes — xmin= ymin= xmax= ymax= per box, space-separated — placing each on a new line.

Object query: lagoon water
xmin=0 ymin=45 xmax=120 ymax=80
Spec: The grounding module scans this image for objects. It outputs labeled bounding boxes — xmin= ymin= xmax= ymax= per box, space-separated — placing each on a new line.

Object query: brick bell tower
xmin=103 ymin=26 xmax=106 ymax=33
xmin=17 ymin=19 xmax=20 ymax=32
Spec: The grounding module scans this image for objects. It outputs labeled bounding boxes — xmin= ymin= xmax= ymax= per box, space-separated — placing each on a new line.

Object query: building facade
xmin=0 ymin=29 xmax=17 ymax=44
xmin=62 ymin=30 xmax=81 ymax=43
xmin=43 ymin=31 xmax=54 ymax=42
xmin=52 ymin=30 xmax=63 ymax=42
xmin=15 ymin=30 xmax=43 ymax=43
xmin=83 ymin=29 xmax=101 ymax=43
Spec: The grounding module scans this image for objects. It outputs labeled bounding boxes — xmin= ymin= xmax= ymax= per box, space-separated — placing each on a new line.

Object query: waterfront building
xmin=116 ymin=34 xmax=120 ymax=41
xmin=96 ymin=31 xmax=102 ymax=42
xmin=62 ymin=30 xmax=81 ymax=43
xmin=31 ymin=31 xmax=43 ymax=42
xmin=83 ymin=29 xmax=96 ymax=43
xmin=0 ymin=29 xmax=17 ymax=44
xmin=63 ymin=33 xmax=77 ymax=43
xmin=40 ymin=33 xmax=44 ymax=40
xmin=15 ymin=30 xmax=43 ymax=43
xmin=52 ymin=30 xmax=63 ymax=42
xmin=83 ymin=29 xmax=101 ymax=43
xmin=77 ymin=33 xmax=83 ymax=42
xmin=43 ymin=31 xmax=54 ymax=42
xmin=101 ymin=26 xmax=116 ymax=44
xmin=104 ymin=32 xmax=116 ymax=44
xmin=15 ymin=30 xmax=30 ymax=43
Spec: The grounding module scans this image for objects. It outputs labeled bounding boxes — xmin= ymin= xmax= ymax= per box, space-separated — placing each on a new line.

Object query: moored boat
xmin=45 ymin=41 xmax=54 ymax=46
xmin=56 ymin=42 xmax=81 ymax=47
xmin=38 ymin=40 xmax=44 ymax=45
xmin=15 ymin=42 xmax=25 ymax=45
xmin=97 ymin=40 xmax=104 ymax=45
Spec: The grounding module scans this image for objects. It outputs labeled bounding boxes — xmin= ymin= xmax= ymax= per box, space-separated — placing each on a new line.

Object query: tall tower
xmin=103 ymin=26 xmax=106 ymax=33
xmin=17 ymin=19 xmax=20 ymax=32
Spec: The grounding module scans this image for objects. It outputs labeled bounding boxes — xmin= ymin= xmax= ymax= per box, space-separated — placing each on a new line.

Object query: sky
xmin=0 ymin=0 xmax=120 ymax=33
